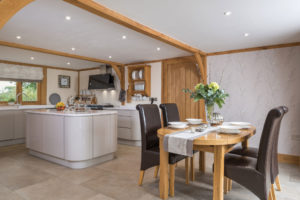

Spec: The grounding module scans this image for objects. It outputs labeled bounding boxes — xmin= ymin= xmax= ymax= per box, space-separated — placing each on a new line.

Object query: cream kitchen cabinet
xmin=108 ymin=109 xmax=141 ymax=146
xmin=0 ymin=111 xmax=14 ymax=141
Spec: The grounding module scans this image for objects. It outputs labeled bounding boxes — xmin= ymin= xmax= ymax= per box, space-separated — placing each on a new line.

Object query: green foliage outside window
xmin=0 ymin=81 xmax=38 ymax=102
xmin=0 ymin=81 xmax=16 ymax=102
xmin=22 ymin=82 xmax=38 ymax=101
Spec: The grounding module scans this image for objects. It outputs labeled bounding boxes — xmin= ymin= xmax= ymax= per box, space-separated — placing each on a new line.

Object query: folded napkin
xmin=163 ymin=127 xmax=219 ymax=157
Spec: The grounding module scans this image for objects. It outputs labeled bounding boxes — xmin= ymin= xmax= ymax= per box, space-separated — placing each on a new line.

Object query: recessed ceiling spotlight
xmin=65 ymin=16 xmax=71 ymax=20
xmin=156 ymin=47 xmax=161 ymax=51
xmin=71 ymin=47 xmax=76 ymax=51
xmin=16 ymin=36 xmax=21 ymax=40
xmin=122 ymin=35 xmax=127 ymax=39
xmin=67 ymin=62 xmax=71 ymax=65
xmin=30 ymin=57 xmax=34 ymax=60
xmin=244 ymin=33 xmax=250 ymax=37
xmin=224 ymin=11 xmax=232 ymax=16
xmin=108 ymin=56 xmax=112 ymax=59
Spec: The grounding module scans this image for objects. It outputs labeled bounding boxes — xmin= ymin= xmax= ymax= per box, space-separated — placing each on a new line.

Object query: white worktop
xmin=0 ymin=105 xmax=55 ymax=111
xmin=25 ymin=109 xmax=117 ymax=116
xmin=104 ymin=105 xmax=137 ymax=111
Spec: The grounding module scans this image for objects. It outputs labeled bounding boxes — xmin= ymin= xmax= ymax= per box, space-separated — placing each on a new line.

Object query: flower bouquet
xmin=184 ymin=82 xmax=229 ymax=124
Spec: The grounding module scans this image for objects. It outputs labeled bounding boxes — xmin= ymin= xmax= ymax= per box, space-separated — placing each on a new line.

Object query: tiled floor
xmin=0 ymin=144 xmax=299 ymax=200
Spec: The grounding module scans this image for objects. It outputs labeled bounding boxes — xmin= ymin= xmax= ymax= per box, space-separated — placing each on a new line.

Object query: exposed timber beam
xmin=194 ymin=53 xmax=206 ymax=84
xmin=64 ymin=0 xmax=206 ymax=55
xmin=0 ymin=0 xmax=34 ymax=30
xmin=0 ymin=41 xmax=123 ymax=80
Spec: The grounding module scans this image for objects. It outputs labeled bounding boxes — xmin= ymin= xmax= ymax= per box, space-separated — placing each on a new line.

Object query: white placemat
xmin=163 ymin=127 xmax=219 ymax=157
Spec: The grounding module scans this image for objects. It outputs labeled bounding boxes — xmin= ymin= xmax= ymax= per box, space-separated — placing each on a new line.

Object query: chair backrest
xmin=159 ymin=103 xmax=180 ymax=127
xmin=136 ymin=104 xmax=161 ymax=152
xmin=271 ymin=106 xmax=288 ymax=181
xmin=257 ymin=107 xmax=287 ymax=177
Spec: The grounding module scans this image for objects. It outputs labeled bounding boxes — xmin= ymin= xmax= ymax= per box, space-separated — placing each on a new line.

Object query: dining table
xmin=157 ymin=124 xmax=256 ymax=200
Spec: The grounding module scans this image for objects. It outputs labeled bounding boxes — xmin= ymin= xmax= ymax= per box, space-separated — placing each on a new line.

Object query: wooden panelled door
xmin=162 ymin=57 xmax=205 ymax=120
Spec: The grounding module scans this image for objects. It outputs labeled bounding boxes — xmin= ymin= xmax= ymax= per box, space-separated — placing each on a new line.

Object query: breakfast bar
xmin=25 ymin=109 xmax=118 ymax=169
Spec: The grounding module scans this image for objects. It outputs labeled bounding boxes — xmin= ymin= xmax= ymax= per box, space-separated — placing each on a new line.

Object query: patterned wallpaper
xmin=208 ymin=46 xmax=300 ymax=156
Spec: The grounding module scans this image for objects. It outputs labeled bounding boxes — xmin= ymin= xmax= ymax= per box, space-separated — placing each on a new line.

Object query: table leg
xmin=213 ymin=145 xmax=225 ymax=200
xmin=199 ymin=151 xmax=206 ymax=173
xmin=159 ymin=137 xmax=169 ymax=199
xmin=242 ymin=139 xmax=249 ymax=149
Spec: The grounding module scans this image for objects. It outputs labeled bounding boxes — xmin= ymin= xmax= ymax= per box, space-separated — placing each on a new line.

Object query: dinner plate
xmin=218 ymin=125 xmax=241 ymax=134
xmin=168 ymin=122 xmax=188 ymax=129
xmin=229 ymin=122 xmax=251 ymax=129
xmin=139 ymin=69 xmax=144 ymax=79
xmin=131 ymin=70 xmax=138 ymax=80
xmin=186 ymin=118 xmax=202 ymax=125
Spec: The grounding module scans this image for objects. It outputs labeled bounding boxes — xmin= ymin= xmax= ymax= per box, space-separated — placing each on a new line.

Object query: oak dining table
xmin=157 ymin=125 xmax=256 ymax=200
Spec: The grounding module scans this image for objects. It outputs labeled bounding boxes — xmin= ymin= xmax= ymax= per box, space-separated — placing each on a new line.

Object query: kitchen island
xmin=25 ymin=109 xmax=118 ymax=169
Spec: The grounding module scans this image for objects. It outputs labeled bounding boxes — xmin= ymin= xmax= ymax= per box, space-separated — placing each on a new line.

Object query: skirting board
xmin=29 ymin=150 xmax=115 ymax=169
xmin=118 ymin=138 xmax=141 ymax=146
xmin=278 ymin=153 xmax=300 ymax=166
xmin=0 ymin=138 xmax=25 ymax=147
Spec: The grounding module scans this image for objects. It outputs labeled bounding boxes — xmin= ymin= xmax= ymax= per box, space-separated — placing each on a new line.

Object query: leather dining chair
xmin=223 ymin=107 xmax=287 ymax=200
xmin=228 ymin=106 xmax=288 ymax=192
xmin=159 ymin=103 xmax=197 ymax=182
xmin=136 ymin=104 xmax=190 ymax=196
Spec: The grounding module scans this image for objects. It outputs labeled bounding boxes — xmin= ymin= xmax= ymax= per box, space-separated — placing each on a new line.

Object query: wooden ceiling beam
xmin=0 ymin=0 xmax=34 ymax=30
xmin=0 ymin=40 xmax=123 ymax=66
xmin=0 ymin=59 xmax=78 ymax=72
xmin=64 ymin=0 xmax=206 ymax=55
xmin=194 ymin=53 xmax=206 ymax=84
xmin=0 ymin=41 xmax=123 ymax=80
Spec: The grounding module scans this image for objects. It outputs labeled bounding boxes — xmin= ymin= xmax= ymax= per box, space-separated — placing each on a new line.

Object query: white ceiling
xmin=0 ymin=46 xmax=103 ymax=70
xmin=96 ymin=0 xmax=300 ymax=52
xmin=0 ymin=0 xmax=189 ymax=66
xmin=0 ymin=0 xmax=299 ymax=68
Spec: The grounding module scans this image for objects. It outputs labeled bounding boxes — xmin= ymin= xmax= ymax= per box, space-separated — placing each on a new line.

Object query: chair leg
xmin=154 ymin=165 xmax=159 ymax=178
xmin=275 ymin=176 xmax=281 ymax=191
xmin=190 ymin=155 xmax=195 ymax=181
xmin=138 ymin=170 xmax=145 ymax=186
xmin=169 ymin=164 xmax=175 ymax=197
xmin=268 ymin=189 xmax=273 ymax=200
xmin=271 ymin=184 xmax=276 ymax=200
xmin=228 ymin=179 xmax=232 ymax=191
xmin=224 ymin=177 xmax=229 ymax=194
xmin=185 ymin=157 xmax=190 ymax=184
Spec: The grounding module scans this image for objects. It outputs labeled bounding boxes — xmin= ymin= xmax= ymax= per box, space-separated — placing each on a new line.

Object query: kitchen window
xmin=0 ymin=80 xmax=40 ymax=105
xmin=0 ymin=81 xmax=17 ymax=102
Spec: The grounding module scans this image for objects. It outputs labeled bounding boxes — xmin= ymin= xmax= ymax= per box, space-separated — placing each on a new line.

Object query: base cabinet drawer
xmin=118 ymin=127 xmax=132 ymax=140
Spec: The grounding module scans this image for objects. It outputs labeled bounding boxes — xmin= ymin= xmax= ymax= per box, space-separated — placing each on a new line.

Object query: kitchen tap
xmin=16 ymin=92 xmax=28 ymax=105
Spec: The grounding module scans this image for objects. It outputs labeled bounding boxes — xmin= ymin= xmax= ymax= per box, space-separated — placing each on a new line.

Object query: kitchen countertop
xmin=25 ymin=109 xmax=117 ymax=117
xmin=103 ymin=105 xmax=137 ymax=111
xmin=0 ymin=105 xmax=55 ymax=111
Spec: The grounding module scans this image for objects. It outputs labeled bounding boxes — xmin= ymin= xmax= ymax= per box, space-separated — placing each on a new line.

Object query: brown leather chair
xmin=159 ymin=103 xmax=198 ymax=181
xmin=223 ymin=107 xmax=286 ymax=200
xmin=159 ymin=103 xmax=180 ymax=127
xmin=229 ymin=106 xmax=288 ymax=191
xmin=136 ymin=104 xmax=190 ymax=196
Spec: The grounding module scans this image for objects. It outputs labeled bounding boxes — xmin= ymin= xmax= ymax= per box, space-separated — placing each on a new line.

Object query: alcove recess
xmin=127 ymin=65 xmax=151 ymax=103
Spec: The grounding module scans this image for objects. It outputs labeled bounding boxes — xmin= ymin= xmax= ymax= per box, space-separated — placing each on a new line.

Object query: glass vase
xmin=206 ymin=103 xmax=215 ymax=126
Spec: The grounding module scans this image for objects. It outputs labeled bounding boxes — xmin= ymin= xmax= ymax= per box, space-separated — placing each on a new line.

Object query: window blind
xmin=0 ymin=63 xmax=43 ymax=81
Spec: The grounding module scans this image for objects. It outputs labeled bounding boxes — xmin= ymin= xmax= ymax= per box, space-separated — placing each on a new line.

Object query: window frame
xmin=0 ymin=80 xmax=41 ymax=105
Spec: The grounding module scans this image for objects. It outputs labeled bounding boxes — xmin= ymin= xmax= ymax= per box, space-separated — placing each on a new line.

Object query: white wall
xmin=208 ymin=46 xmax=300 ymax=156
xmin=79 ymin=67 xmax=121 ymax=106
xmin=125 ymin=62 xmax=162 ymax=106
xmin=46 ymin=69 xmax=78 ymax=105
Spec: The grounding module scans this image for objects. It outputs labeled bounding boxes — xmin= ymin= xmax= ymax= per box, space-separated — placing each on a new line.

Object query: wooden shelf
xmin=127 ymin=65 xmax=151 ymax=103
